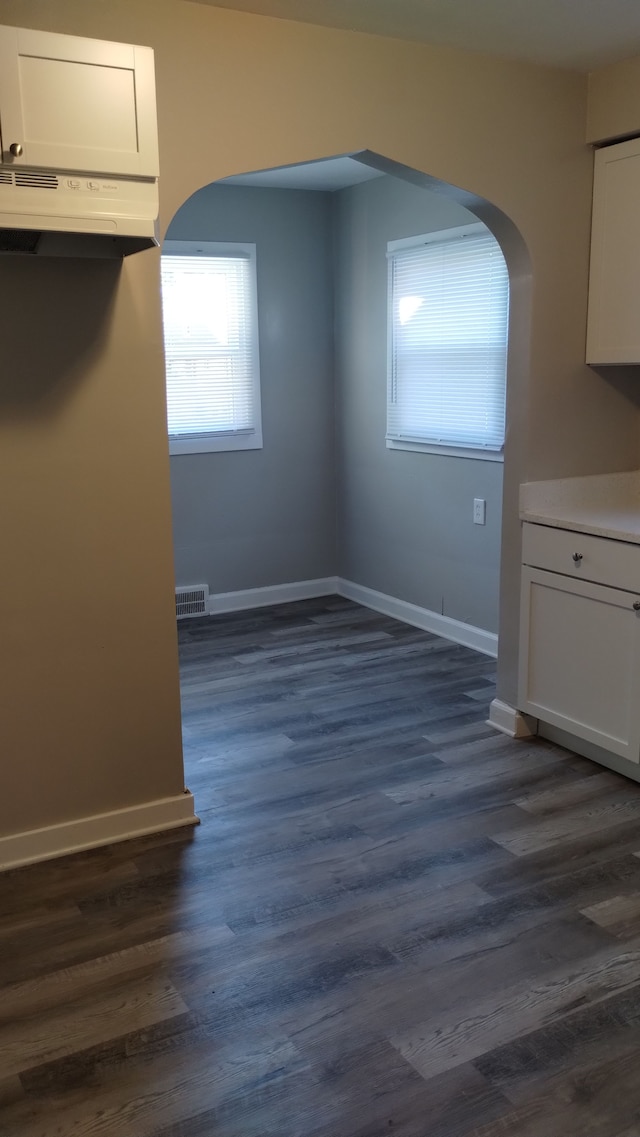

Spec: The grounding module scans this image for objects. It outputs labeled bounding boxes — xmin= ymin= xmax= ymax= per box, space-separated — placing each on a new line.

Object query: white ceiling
xmin=193 ymin=0 xmax=640 ymax=71
xmin=221 ymin=155 xmax=386 ymax=190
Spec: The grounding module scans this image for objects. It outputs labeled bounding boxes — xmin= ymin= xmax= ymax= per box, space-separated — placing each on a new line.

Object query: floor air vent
xmin=175 ymin=584 xmax=209 ymax=619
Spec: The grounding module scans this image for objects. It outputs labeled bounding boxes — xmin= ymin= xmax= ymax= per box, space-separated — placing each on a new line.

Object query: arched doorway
xmin=161 ymin=151 xmax=531 ymax=716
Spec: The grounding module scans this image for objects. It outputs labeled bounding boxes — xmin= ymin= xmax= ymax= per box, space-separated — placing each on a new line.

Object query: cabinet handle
xmin=572 ymin=552 xmax=583 ymax=563
xmin=634 ymin=601 xmax=640 ymax=612
xmin=9 ymin=142 xmax=23 ymax=157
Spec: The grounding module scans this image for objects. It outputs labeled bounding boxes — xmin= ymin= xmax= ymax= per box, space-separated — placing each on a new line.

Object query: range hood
xmin=0 ymin=25 xmax=160 ymax=258
xmin=0 ymin=168 xmax=159 ymax=258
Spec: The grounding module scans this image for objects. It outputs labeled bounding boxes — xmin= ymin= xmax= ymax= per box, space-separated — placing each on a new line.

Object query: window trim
xmin=386 ymin=438 xmax=505 ymax=462
xmin=386 ymin=223 xmax=508 ymax=461
xmin=161 ymin=239 xmax=263 ymax=456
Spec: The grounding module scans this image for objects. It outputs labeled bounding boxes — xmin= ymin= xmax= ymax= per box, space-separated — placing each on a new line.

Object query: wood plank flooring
xmin=3 ymin=596 xmax=640 ymax=1134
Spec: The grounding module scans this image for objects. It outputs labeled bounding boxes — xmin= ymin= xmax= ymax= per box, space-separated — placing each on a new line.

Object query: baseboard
xmin=336 ymin=578 xmax=498 ymax=658
xmin=488 ymin=698 xmax=538 ymax=739
xmin=209 ymin=577 xmax=339 ymax=614
xmin=0 ymin=790 xmax=199 ymax=872
xmin=206 ymin=574 xmax=498 ymax=658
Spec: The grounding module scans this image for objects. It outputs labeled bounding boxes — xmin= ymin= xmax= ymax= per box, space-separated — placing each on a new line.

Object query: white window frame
xmin=386 ymin=223 xmax=508 ymax=462
xmin=161 ymin=240 xmax=263 ymax=456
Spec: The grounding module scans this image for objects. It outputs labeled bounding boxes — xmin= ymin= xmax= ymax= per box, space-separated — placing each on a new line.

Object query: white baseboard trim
xmin=205 ymin=574 xmax=498 ymax=658
xmin=488 ymin=698 xmax=538 ymax=739
xmin=209 ymin=577 xmax=339 ymax=614
xmin=336 ymin=578 xmax=498 ymax=658
xmin=0 ymin=790 xmax=199 ymax=872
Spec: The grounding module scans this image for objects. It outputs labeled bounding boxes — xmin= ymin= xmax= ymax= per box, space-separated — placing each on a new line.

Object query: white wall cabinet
xmin=519 ymin=522 xmax=640 ymax=763
xmin=0 ymin=26 xmax=159 ymax=178
xmin=586 ymin=137 xmax=640 ymax=364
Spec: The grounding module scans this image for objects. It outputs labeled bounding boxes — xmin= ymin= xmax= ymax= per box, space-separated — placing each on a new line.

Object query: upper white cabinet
xmin=586 ymin=138 xmax=640 ymax=364
xmin=0 ymin=26 xmax=159 ymax=178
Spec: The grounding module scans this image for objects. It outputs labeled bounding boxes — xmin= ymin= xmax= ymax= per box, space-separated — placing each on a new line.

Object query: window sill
xmin=386 ymin=438 xmax=504 ymax=462
xmin=170 ymin=431 xmax=263 ymax=456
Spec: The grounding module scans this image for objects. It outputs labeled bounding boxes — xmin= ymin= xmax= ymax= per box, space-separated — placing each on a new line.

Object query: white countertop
xmin=520 ymin=470 xmax=640 ymax=544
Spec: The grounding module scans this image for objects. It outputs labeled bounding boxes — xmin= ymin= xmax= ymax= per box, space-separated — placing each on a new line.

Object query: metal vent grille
xmin=14 ymin=171 xmax=58 ymax=189
xmin=0 ymin=170 xmax=12 ymax=184
xmin=175 ymin=584 xmax=209 ymax=619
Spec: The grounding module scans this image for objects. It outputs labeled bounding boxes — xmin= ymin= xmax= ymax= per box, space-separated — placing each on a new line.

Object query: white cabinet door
xmin=519 ymin=566 xmax=640 ymax=762
xmin=0 ymin=26 xmax=158 ymax=178
xmin=586 ymin=138 xmax=640 ymax=364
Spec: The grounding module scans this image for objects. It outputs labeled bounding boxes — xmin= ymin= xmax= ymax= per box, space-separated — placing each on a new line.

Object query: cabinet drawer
xmin=522 ymin=522 xmax=640 ymax=593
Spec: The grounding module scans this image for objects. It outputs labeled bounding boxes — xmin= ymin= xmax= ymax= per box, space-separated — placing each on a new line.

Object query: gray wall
xmin=166 ymin=183 xmax=336 ymax=594
xmin=168 ymin=176 xmax=504 ymax=633
xmin=334 ymin=176 xmax=503 ymax=633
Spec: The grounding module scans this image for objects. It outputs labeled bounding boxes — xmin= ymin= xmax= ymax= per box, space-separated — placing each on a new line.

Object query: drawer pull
xmin=634 ymin=601 xmax=640 ymax=612
xmin=572 ymin=552 xmax=583 ymax=563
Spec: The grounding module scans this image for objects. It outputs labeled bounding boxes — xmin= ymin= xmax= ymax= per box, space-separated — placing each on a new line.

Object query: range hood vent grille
xmin=14 ymin=171 xmax=59 ymax=189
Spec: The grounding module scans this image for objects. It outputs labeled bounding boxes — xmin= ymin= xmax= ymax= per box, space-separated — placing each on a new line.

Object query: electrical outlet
xmin=473 ymin=498 xmax=486 ymax=525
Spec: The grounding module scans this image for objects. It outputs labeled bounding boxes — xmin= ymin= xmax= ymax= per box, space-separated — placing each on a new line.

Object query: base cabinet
xmin=519 ymin=523 xmax=640 ymax=764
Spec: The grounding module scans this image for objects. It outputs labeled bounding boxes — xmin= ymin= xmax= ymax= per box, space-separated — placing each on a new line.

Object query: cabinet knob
xmin=633 ymin=601 xmax=640 ymax=612
xmin=572 ymin=552 xmax=583 ymax=563
xmin=9 ymin=142 xmax=23 ymax=157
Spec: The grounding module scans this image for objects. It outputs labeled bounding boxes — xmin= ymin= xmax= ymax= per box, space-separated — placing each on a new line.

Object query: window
xmin=387 ymin=223 xmax=509 ymax=459
xmin=160 ymin=241 xmax=262 ymax=455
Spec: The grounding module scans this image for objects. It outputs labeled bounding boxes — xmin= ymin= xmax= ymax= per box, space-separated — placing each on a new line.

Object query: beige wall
xmin=0 ymin=244 xmax=185 ymax=836
xmin=1 ymin=0 xmax=638 ymax=842
xmin=588 ymin=55 xmax=640 ymax=142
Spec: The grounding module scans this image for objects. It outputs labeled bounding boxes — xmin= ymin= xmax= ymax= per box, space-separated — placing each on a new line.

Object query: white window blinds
xmin=160 ymin=242 xmax=262 ymax=455
xmin=387 ymin=224 xmax=509 ymax=454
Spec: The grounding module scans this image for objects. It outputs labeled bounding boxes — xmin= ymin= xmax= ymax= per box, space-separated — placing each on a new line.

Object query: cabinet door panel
xmin=20 ymin=56 xmax=138 ymax=154
xmin=0 ymin=27 xmax=158 ymax=177
xmin=519 ymin=567 xmax=640 ymax=761
xmin=587 ymin=138 xmax=640 ymax=364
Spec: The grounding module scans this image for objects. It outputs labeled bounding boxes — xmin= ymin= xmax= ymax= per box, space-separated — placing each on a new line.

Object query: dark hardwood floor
xmin=3 ymin=596 xmax=640 ymax=1135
